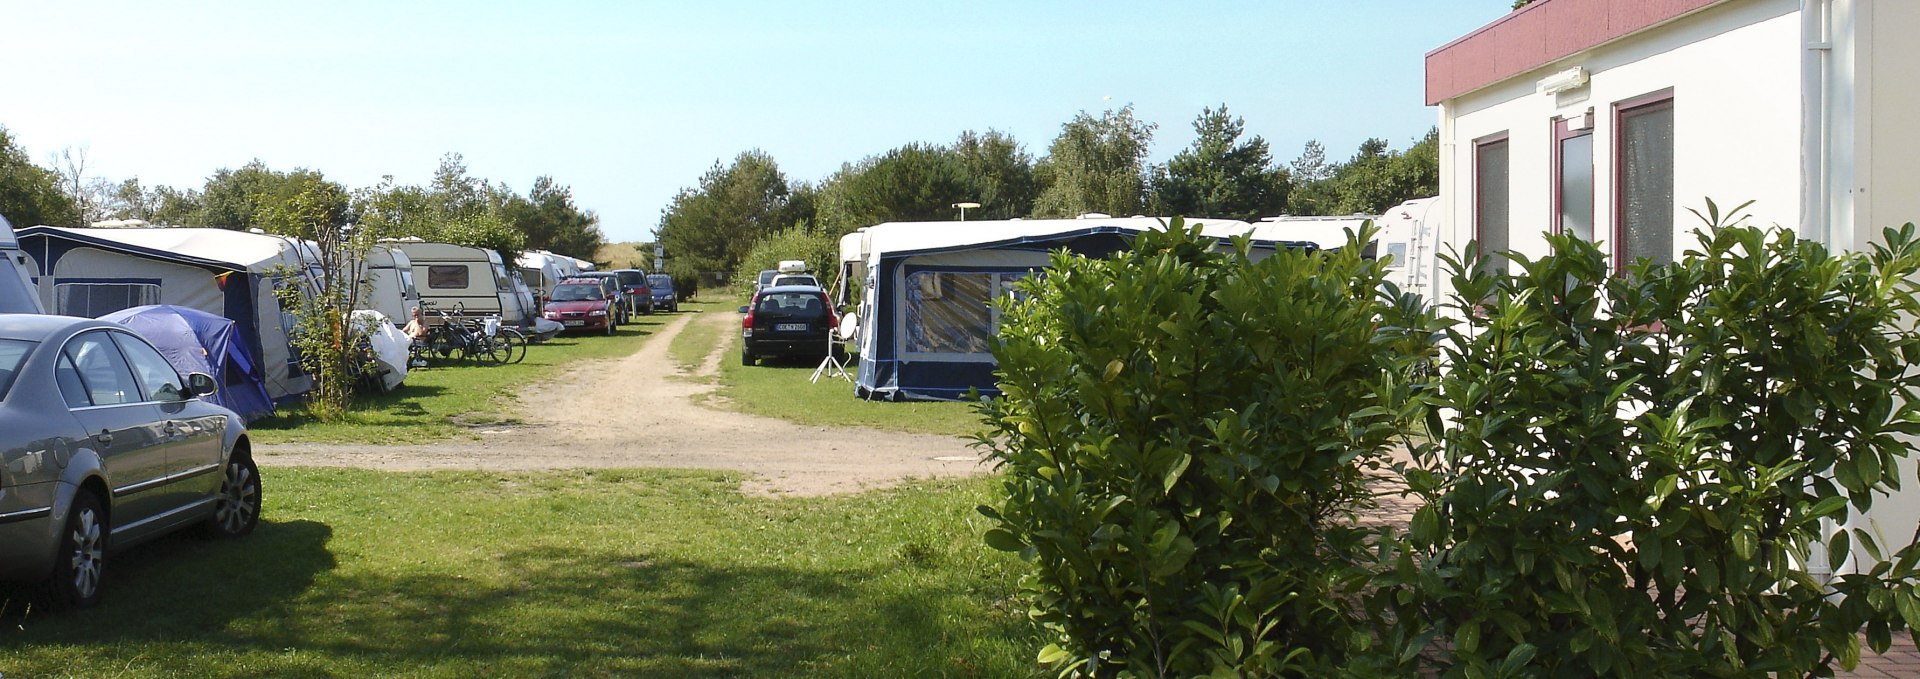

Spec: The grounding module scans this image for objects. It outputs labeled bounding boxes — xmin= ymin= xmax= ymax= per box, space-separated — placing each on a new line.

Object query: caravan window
xmin=904 ymin=271 xmax=1027 ymax=356
xmin=399 ymin=267 xmax=418 ymax=299
xmin=493 ymin=264 xmax=514 ymax=292
xmin=427 ymin=265 xmax=469 ymax=289
xmin=55 ymin=282 xmax=160 ymax=318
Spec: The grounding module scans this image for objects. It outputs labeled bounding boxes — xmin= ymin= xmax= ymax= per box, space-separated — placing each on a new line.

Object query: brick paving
xmin=1360 ymin=450 xmax=1920 ymax=676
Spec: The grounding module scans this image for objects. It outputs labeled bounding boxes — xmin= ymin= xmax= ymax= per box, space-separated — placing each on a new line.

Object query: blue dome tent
xmin=100 ymin=304 xmax=275 ymax=422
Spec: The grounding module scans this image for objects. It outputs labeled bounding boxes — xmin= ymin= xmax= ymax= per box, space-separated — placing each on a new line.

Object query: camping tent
xmin=16 ymin=226 xmax=317 ymax=402
xmin=99 ymin=305 xmax=275 ymax=422
xmin=852 ymin=216 xmax=1288 ymax=401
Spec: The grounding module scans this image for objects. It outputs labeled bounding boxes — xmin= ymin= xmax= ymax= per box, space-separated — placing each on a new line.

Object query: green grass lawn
xmin=0 ymin=467 xmax=1038 ymax=678
xmin=677 ymin=298 xmax=983 ymax=438
xmin=666 ymin=299 xmax=727 ymax=370
xmin=249 ymin=312 xmax=677 ymax=445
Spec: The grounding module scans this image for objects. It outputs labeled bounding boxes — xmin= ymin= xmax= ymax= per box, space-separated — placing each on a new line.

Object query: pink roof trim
xmin=1425 ymin=0 xmax=1730 ymax=105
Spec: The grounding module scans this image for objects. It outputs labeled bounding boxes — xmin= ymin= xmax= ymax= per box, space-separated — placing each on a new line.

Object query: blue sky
xmin=2 ymin=1 xmax=1510 ymax=243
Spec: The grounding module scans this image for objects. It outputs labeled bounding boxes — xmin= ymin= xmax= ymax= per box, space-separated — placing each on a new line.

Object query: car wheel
xmin=47 ymin=491 xmax=107 ymax=608
xmin=742 ymin=350 xmax=755 ymax=366
xmin=207 ymin=454 xmax=262 ymax=538
xmin=643 ymin=302 xmax=654 ymax=315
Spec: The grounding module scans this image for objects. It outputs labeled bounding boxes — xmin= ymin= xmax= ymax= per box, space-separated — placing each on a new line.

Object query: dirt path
xmin=258 ymin=309 xmax=989 ymax=496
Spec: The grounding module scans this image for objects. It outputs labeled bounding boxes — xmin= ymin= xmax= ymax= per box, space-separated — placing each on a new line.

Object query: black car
xmin=739 ymin=285 xmax=836 ymax=366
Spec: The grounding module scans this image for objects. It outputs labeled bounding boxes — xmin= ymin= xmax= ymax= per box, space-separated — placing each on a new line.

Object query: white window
xmin=1474 ymin=134 xmax=1511 ymax=275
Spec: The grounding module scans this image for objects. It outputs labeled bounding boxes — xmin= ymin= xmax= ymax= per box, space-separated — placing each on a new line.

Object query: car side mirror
xmin=186 ymin=372 xmax=218 ymax=398
xmin=737 ymin=306 xmax=750 ymax=314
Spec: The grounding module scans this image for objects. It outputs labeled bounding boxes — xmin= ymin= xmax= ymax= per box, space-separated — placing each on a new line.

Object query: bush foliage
xmin=1386 ymin=204 xmax=1920 ymax=677
xmin=977 ymin=219 xmax=1430 ymax=677
xmin=982 ymin=204 xmax=1920 ymax=678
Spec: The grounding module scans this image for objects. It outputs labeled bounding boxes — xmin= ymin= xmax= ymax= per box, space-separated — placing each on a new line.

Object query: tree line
xmin=0 ymin=125 xmax=607 ymax=264
xmin=657 ymin=104 xmax=1438 ymax=279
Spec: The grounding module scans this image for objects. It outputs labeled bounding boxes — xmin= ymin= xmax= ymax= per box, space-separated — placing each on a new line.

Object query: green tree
xmin=814 ymin=143 xmax=973 ymax=234
xmin=655 ymin=149 xmax=799 ymax=275
xmin=495 ymin=175 xmax=607 ymax=259
xmin=1147 ymin=104 xmax=1290 ymax=221
xmin=0 ymin=125 xmax=79 ymax=227
xmin=952 ymin=129 xmax=1038 ymax=221
xmin=1032 ymin=106 xmax=1156 ymax=218
xmin=1287 ymin=131 xmax=1439 ymax=216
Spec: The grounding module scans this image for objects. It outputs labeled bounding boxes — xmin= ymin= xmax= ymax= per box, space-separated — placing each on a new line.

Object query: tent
xmin=99 ymin=305 xmax=275 ymax=422
xmin=852 ymin=216 xmax=1294 ymax=401
xmin=16 ymin=226 xmax=317 ymax=402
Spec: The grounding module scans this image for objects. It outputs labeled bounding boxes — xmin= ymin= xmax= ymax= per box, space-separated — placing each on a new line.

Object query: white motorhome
xmin=0 ymin=215 xmax=41 ymax=313
xmin=386 ymin=240 xmax=533 ymax=325
xmin=361 ymin=244 xmax=421 ymax=322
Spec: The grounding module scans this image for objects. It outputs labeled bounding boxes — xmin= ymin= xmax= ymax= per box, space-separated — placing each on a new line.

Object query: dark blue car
xmin=646 ymin=274 xmax=679 ymax=313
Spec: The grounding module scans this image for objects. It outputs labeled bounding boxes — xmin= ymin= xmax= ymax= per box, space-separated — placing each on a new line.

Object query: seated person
xmin=402 ymin=306 xmax=429 ymax=342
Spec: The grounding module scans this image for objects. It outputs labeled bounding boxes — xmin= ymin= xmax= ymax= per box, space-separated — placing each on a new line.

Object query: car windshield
xmin=647 ymin=274 xmax=672 ymax=288
xmin=616 ymin=271 xmax=646 ymax=286
xmin=758 ymin=270 xmax=777 ymax=285
xmin=0 ymin=338 xmax=35 ymax=401
xmin=755 ymin=292 xmax=828 ymax=320
xmin=550 ymin=285 xmax=603 ymax=302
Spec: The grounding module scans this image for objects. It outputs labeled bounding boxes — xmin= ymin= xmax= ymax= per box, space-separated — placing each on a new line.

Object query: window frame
xmin=1552 ymin=113 xmax=1596 ymax=241
xmin=426 ymin=265 xmax=470 ymax=290
xmin=60 ymin=330 xmax=144 ymax=409
xmin=109 ymin=330 xmax=188 ymax=403
xmin=1472 ymin=131 xmax=1512 ymax=274
xmin=1612 ymin=88 xmax=1678 ymax=270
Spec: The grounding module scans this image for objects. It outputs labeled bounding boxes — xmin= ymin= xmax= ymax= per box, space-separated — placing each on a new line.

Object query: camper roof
xmin=20 ymin=226 xmax=314 ymax=271
xmin=860 ymin=216 xmax=1257 ymax=261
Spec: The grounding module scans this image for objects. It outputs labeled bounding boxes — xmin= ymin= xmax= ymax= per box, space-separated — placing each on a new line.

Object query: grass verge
xmin=249 ymin=312 xmax=676 ymax=445
xmin=0 ymin=468 xmax=1036 ymax=678
xmin=666 ymin=299 xmax=727 ymax=370
xmin=683 ymin=300 xmax=982 ymax=438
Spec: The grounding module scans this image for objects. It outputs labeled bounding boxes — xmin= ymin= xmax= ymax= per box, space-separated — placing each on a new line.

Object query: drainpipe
xmin=1801 ymin=0 xmax=1833 ymax=247
xmin=1802 ymin=0 xmax=1836 ymax=581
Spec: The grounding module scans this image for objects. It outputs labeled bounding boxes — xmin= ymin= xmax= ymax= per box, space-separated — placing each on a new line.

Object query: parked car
xmin=739 ymin=285 xmax=838 ymax=366
xmin=612 ymin=269 xmax=654 ymax=316
xmin=770 ymin=273 xmax=818 ymax=288
xmin=754 ymin=269 xmax=779 ymax=293
xmin=0 ymin=314 xmax=260 ymax=608
xmin=646 ymin=273 xmax=679 ymax=313
xmin=542 ymin=279 xmax=619 ymax=335
xmin=570 ymin=272 xmax=629 ymax=324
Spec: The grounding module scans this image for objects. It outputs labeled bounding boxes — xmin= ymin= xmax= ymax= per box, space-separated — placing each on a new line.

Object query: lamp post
xmin=952 ymin=202 xmax=981 ymax=221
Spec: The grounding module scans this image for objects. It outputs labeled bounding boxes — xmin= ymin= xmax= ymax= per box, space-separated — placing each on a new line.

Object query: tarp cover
xmin=351 ymin=310 xmax=410 ymax=392
xmin=100 ymin=304 xmax=275 ymax=422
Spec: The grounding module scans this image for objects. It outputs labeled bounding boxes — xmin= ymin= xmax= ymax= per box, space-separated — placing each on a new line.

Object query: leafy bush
xmin=1392 ymin=203 xmax=1920 ymax=676
xmin=733 ymin=225 xmax=839 ymax=295
xmin=977 ymin=219 xmax=1432 ymax=677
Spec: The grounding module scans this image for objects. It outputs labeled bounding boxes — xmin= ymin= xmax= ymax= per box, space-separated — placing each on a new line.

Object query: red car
xmin=542 ymin=279 xmax=619 ymax=335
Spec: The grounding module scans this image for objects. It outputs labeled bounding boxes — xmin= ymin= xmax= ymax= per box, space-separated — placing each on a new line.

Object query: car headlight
xmin=589 ymin=310 xmax=606 ymax=316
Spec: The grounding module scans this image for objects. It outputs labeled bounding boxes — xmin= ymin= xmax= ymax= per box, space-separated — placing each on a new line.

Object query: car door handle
xmin=95 ymin=430 xmax=113 ymax=446
xmin=163 ymin=421 xmax=182 ymax=436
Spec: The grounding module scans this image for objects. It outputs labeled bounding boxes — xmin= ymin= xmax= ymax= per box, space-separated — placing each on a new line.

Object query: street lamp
xmin=952 ymin=202 xmax=981 ymax=221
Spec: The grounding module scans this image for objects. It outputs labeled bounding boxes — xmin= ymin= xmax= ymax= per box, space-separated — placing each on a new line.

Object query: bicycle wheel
xmin=478 ymin=334 xmax=510 ymax=365
xmin=499 ymin=328 xmax=529 ymax=364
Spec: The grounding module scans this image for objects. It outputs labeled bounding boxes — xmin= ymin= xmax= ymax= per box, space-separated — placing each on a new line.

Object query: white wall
xmin=1439 ymin=0 xmax=1801 ymax=268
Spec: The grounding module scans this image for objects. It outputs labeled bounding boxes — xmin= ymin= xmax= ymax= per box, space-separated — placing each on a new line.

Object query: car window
xmin=112 ymin=331 xmax=188 ymax=402
xmin=758 ymin=271 xmax=777 ymax=286
xmin=616 ymin=271 xmax=645 ymax=286
xmin=551 ymin=284 xmax=603 ymax=301
xmin=0 ymin=338 xmax=34 ymax=401
xmin=647 ymin=274 xmax=672 ymax=288
xmin=55 ymin=352 xmax=90 ymax=408
xmin=756 ymin=292 xmax=828 ymax=320
xmin=63 ymin=331 xmax=140 ymax=407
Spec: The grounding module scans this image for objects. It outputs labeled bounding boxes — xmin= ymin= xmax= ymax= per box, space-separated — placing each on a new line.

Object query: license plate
xmin=775 ymin=323 xmax=807 ymax=331
xmin=563 ymin=321 xmax=584 ymax=327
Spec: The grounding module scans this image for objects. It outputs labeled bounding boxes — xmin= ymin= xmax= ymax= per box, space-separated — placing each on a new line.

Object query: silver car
xmin=0 ymin=314 xmax=260 ymax=608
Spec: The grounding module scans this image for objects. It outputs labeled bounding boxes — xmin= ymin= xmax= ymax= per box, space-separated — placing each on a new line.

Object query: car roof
xmin=758 ymin=285 xmax=827 ymax=295
xmin=0 ymin=314 xmax=114 ymax=342
xmin=557 ymin=278 xmax=603 ymax=285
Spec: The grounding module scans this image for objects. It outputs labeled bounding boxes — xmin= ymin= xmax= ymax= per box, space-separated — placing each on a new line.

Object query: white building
xmin=1429 ymin=0 xmax=1920 ymax=564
